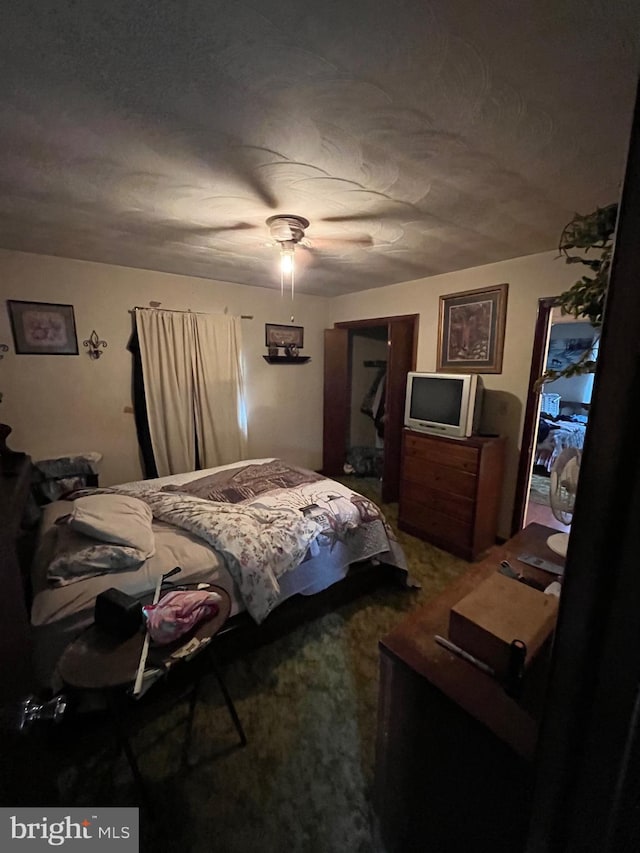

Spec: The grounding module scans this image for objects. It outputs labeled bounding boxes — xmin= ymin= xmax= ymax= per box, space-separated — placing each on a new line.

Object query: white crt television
xmin=404 ymin=372 xmax=484 ymax=439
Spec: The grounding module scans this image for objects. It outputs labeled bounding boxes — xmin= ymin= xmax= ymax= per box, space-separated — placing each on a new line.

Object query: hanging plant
xmin=537 ymin=202 xmax=618 ymax=386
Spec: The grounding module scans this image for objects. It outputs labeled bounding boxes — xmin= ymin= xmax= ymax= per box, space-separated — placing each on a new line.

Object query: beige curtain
xmin=192 ymin=312 xmax=247 ymax=468
xmin=135 ymin=308 xmax=247 ymax=477
xmin=135 ymin=309 xmax=197 ymax=477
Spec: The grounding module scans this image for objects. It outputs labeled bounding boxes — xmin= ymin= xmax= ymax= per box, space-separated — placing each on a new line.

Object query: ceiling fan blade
xmin=220 ymin=148 xmax=280 ymax=211
xmin=321 ymin=203 xmax=418 ymax=224
xmin=155 ymin=221 xmax=257 ymax=243
xmin=204 ymin=222 xmax=257 ymax=235
xmin=307 ymin=235 xmax=374 ymax=249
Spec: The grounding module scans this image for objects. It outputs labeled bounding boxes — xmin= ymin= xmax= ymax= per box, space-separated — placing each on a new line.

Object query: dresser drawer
xmin=402 ymin=458 xmax=477 ymax=500
xmin=404 ymin=432 xmax=479 ymax=473
xmin=399 ymin=502 xmax=473 ymax=547
xmin=400 ymin=481 xmax=474 ymax=524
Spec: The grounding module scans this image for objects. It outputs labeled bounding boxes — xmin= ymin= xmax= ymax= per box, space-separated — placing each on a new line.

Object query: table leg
xmin=105 ymin=690 xmax=152 ymax=812
xmin=181 ymin=676 xmax=201 ymax=768
xmin=206 ymin=650 xmax=247 ymax=746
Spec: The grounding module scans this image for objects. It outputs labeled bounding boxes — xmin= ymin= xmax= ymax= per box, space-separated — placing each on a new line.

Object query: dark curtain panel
xmin=127 ymin=327 xmax=158 ymax=479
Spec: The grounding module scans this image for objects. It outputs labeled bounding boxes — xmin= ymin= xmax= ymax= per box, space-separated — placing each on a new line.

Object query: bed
xmin=28 ymin=458 xmax=410 ymax=689
xmin=535 ymin=415 xmax=587 ymax=473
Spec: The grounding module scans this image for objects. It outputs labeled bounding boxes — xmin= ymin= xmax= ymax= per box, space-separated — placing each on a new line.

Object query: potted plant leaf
xmin=537 ymin=203 xmax=618 ymax=386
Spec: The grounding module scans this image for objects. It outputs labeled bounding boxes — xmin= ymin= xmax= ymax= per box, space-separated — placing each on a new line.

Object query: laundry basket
xmin=541 ymin=392 xmax=560 ymax=417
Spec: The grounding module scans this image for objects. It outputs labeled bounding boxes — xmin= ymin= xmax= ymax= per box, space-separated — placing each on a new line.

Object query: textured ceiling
xmin=1 ymin=0 xmax=639 ymax=296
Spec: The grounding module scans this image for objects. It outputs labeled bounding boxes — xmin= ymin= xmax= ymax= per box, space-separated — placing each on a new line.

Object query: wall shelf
xmin=262 ymin=355 xmax=311 ymax=364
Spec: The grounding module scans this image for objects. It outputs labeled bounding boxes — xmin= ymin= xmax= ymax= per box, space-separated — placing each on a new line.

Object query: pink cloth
xmin=143 ymin=589 xmax=221 ymax=645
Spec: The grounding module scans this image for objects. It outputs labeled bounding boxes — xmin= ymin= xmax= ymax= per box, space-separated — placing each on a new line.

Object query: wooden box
xmin=448 ymin=573 xmax=559 ymax=677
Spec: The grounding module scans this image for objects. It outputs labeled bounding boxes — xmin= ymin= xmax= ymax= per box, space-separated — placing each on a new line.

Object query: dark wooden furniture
xmin=375 ymin=523 xmax=564 ymax=853
xmin=398 ymin=429 xmax=506 ymax=560
xmin=0 ymin=452 xmax=35 ymax=704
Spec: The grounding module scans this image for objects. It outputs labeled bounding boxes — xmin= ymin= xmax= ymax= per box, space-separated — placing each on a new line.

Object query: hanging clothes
xmin=360 ymin=365 xmax=386 ymax=439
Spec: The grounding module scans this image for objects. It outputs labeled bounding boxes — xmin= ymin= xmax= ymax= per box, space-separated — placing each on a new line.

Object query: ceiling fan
xmin=263 ymin=214 xmax=374 ymax=297
xmin=264 ymin=213 xmax=373 ymax=252
xmin=160 ymin=212 xmax=374 ymax=255
xmin=266 ymin=214 xmax=310 ymax=246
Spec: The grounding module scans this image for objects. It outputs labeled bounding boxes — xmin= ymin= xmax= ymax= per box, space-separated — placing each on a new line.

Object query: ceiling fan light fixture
xmin=279 ymin=241 xmax=295 ymax=275
xmin=279 ymin=243 xmax=295 ymax=299
xmin=266 ymin=214 xmax=310 ymax=245
xmin=267 ymin=215 xmax=309 ymax=300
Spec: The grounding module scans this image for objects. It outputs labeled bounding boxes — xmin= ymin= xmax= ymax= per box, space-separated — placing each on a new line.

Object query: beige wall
xmin=327 ymin=250 xmax=581 ymax=537
xmin=1 ymin=245 xmax=586 ymax=538
xmin=0 ymin=249 xmax=329 ymax=485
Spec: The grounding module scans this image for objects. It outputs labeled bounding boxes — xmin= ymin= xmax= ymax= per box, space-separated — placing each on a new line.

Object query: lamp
xmin=279 ymin=240 xmax=296 ymax=299
xmin=266 ymin=215 xmax=309 ymax=303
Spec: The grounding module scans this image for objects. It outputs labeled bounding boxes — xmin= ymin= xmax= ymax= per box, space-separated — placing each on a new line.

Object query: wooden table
xmin=374 ymin=523 xmax=564 ymax=853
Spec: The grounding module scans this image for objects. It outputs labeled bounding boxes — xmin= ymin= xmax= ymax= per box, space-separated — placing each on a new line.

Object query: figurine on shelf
xmin=268 ymin=345 xmax=279 ymax=358
xmin=285 ymin=344 xmax=299 ymax=358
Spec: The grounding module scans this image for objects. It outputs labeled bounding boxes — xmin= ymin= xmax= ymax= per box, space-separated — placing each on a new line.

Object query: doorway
xmin=322 ymin=314 xmax=418 ymax=503
xmin=512 ymin=299 xmax=597 ymax=535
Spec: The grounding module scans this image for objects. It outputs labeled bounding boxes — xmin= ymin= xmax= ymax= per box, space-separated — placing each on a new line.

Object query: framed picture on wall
xmin=265 ymin=323 xmax=304 ymax=348
xmin=437 ymin=283 xmax=509 ymax=373
xmin=7 ymin=300 xmax=79 ymax=355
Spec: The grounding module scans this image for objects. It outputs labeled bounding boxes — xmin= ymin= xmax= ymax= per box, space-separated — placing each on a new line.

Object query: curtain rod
xmin=131 ymin=307 xmax=253 ymax=319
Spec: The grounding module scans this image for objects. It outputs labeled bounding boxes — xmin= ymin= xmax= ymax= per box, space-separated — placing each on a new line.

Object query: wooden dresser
xmin=375 ymin=523 xmax=563 ymax=853
xmin=398 ymin=429 xmax=505 ymax=561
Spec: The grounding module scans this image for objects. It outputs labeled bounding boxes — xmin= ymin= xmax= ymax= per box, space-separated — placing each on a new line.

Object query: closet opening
xmin=344 ymin=326 xmax=389 ymax=496
xmin=323 ymin=314 xmax=418 ymax=504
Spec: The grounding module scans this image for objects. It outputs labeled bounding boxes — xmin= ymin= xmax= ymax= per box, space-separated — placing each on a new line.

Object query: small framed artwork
xmin=265 ymin=323 xmax=304 ymax=349
xmin=7 ymin=300 xmax=79 ymax=355
xmin=437 ymin=283 xmax=509 ymax=374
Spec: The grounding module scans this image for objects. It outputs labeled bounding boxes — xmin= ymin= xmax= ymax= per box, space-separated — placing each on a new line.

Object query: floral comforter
xmin=69 ymin=460 xmax=408 ymax=623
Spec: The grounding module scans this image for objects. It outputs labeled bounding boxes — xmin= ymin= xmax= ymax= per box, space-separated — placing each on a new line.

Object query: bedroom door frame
xmin=322 ymin=314 xmax=418 ymax=503
xmin=511 ymin=296 xmax=559 ymax=535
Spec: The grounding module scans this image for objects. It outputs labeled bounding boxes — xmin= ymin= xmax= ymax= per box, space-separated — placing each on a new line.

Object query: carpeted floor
xmin=529 ymin=472 xmax=551 ymax=506
xmin=37 ymin=477 xmax=470 ymax=852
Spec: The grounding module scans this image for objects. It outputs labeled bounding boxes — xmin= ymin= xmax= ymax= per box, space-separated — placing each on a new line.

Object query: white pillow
xmin=68 ymin=493 xmax=155 ymax=557
xmin=48 ymin=526 xmax=148 ymax=587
